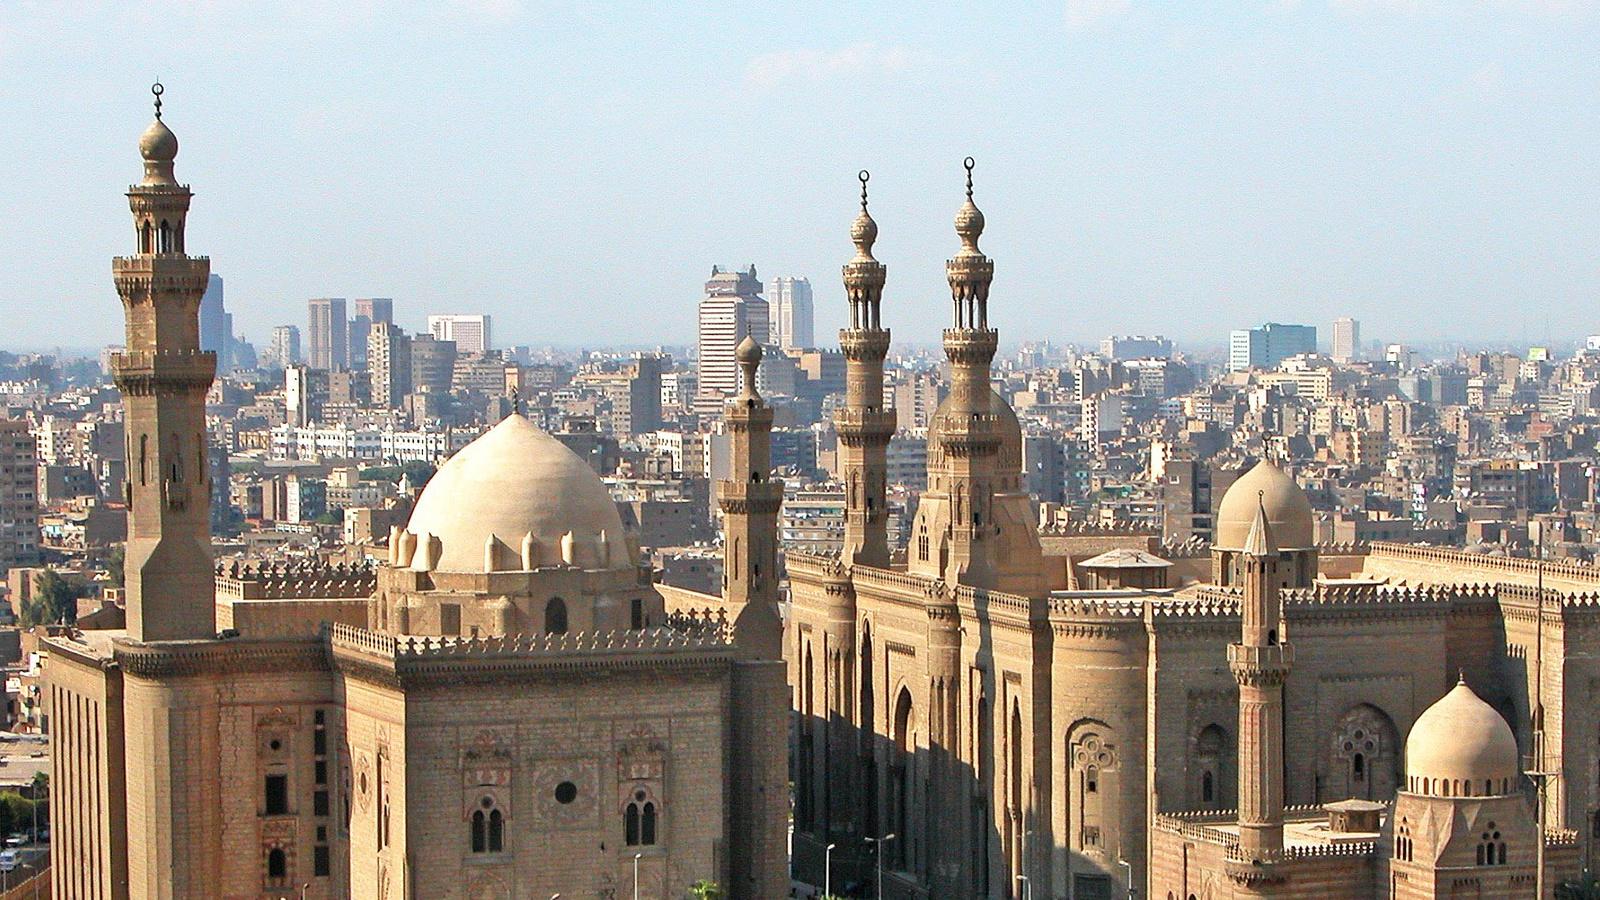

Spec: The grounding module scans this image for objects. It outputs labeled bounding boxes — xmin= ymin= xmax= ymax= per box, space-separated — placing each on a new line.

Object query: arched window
xmin=1477 ymin=824 xmax=1503 ymax=866
xmin=267 ymin=847 xmax=287 ymax=881
xmin=625 ymin=790 xmax=658 ymax=846
xmin=1353 ymin=752 xmax=1365 ymax=780
xmin=140 ymin=221 xmax=153 ymax=253
xmin=1202 ymin=771 xmax=1214 ymax=803
xmin=471 ymin=810 xmax=487 ymax=853
xmin=545 ymin=597 xmax=568 ymax=635
xmin=158 ymin=220 xmax=172 ymax=253
xmin=1194 ymin=723 xmax=1229 ymax=808
xmin=1328 ymin=704 xmax=1399 ymax=801
xmin=489 ymin=809 xmax=504 ymax=852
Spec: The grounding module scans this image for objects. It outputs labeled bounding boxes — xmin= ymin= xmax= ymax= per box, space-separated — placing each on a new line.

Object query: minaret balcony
xmin=717 ymin=479 xmax=784 ymax=516
xmin=1227 ymin=642 xmax=1293 ymax=683
xmin=833 ymin=408 xmax=897 ymax=445
xmin=839 ymin=329 xmax=891 ymax=361
xmin=943 ymin=328 xmax=998 ymax=365
xmin=110 ymin=349 xmax=217 ymax=395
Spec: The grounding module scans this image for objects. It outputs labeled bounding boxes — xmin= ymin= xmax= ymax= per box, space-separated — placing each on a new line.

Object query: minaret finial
xmin=850 ymin=169 xmax=879 ymax=262
xmin=152 ymin=81 xmax=164 ymax=120
xmin=964 ymin=155 xmax=975 ymax=200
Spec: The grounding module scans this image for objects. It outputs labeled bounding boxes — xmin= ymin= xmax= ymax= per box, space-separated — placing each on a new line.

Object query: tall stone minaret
xmin=720 ymin=335 xmax=790 ymax=898
xmin=112 ymin=83 xmax=217 ymax=642
xmin=936 ymin=157 xmax=1002 ymax=588
xmin=836 ymin=171 xmax=894 ymax=568
xmin=1228 ymin=493 xmax=1293 ymax=863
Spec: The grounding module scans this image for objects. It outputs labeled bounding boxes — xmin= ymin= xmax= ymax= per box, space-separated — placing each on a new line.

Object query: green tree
xmin=689 ymin=881 xmax=724 ymax=900
xmin=25 ymin=570 xmax=88 ymax=626
xmin=106 ymin=544 xmax=126 ymax=589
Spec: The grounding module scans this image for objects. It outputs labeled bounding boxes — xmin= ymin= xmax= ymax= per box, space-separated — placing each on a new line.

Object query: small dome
xmin=139 ymin=118 xmax=178 ymax=162
xmin=1405 ymin=681 xmax=1520 ymax=794
xmin=851 ymin=209 xmax=878 ymax=257
xmin=1214 ymin=461 xmax=1314 ymax=551
xmin=735 ymin=335 xmax=762 ymax=365
xmin=954 ymin=199 xmax=985 ymax=250
xmin=403 ymin=414 xmax=628 ymax=573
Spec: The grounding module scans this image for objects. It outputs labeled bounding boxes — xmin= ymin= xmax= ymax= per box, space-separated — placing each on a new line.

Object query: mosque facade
xmin=786 ymin=163 xmax=1597 ymax=899
xmin=41 ymin=93 xmax=787 ymax=900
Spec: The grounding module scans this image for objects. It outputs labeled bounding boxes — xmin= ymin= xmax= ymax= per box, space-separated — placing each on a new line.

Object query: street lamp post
xmin=1015 ymin=874 xmax=1031 ymax=900
xmin=633 ymin=852 xmax=642 ymax=900
xmin=1118 ymin=859 xmax=1135 ymax=900
xmin=864 ymin=833 xmax=896 ymax=900
xmin=825 ymin=843 xmax=837 ymax=898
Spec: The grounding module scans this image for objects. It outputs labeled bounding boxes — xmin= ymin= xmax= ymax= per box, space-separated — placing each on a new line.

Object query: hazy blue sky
xmin=4 ymin=1 xmax=1598 ymax=352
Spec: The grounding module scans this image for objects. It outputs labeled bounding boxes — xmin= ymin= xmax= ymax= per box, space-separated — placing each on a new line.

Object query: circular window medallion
xmin=554 ymin=781 xmax=577 ymax=804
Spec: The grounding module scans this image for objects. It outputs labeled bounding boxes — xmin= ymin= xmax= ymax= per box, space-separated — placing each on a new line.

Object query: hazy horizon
xmin=5 ymin=2 xmax=1598 ymax=351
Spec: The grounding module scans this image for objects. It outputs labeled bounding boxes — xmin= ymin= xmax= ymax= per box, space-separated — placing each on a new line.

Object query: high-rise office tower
xmin=427 ymin=314 xmax=491 ymax=354
xmin=1228 ymin=322 xmax=1317 ymax=371
xmin=350 ymin=298 xmax=394 ymax=371
xmin=109 ymin=86 xmax=217 ymax=641
xmin=1332 ymin=316 xmax=1361 ymax=363
xmin=198 ymin=274 xmax=226 ymax=358
xmin=268 ymin=325 xmax=301 ymax=368
xmin=768 ymin=275 xmax=814 ymax=351
xmin=369 ymin=322 xmax=413 ymax=408
xmin=696 ymin=265 xmax=768 ymax=400
xmin=307 ymin=297 xmax=348 ymax=370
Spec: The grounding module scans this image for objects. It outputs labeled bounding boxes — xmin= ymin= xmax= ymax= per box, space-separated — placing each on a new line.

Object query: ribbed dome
xmin=1405 ymin=681 xmax=1520 ymax=795
xmin=403 ymin=414 xmax=628 ymax=573
xmin=139 ymin=118 xmax=178 ymax=162
xmin=1214 ymin=461 xmax=1314 ymax=551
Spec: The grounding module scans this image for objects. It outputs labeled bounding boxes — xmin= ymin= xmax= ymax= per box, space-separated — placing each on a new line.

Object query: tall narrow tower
xmin=1228 ymin=494 xmax=1293 ymax=870
xmin=836 ymin=171 xmax=895 ymax=568
xmin=935 ymin=157 xmax=1003 ymax=587
xmin=720 ymin=336 xmax=790 ymax=898
xmin=111 ymin=84 xmax=217 ymax=642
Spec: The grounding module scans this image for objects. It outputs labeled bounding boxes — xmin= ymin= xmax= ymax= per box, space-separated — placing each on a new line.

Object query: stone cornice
xmin=112 ymin=636 xmax=328 ymax=679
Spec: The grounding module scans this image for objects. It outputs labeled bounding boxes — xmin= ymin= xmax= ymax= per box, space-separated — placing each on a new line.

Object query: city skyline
xmin=4 ymin=3 xmax=1599 ymax=350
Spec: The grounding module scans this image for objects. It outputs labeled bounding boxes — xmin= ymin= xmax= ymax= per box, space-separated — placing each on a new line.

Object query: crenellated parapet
xmin=215 ymin=559 xmax=377 ymax=600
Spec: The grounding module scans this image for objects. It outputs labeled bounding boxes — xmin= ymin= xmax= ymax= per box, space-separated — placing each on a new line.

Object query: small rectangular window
xmin=313 ymin=730 xmax=327 ymax=756
xmin=315 ymin=760 xmax=328 ymax=784
xmin=313 ymin=845 xmax=330 ymax=877
xmin=264 ymin=774 xmax=289 ymax=816
xmin=314 ymin=709 xmax=326 ymax=726
xmin=314 ymin=790 xmax=330 ymax=817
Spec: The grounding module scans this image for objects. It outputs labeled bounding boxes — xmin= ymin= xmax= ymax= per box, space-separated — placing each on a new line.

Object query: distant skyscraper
xmin=410 ymin=333 xmax=458 ymax=393
xmin=427 ymin=314 xmax=492 ymax=354
xmin=1332 ymin=317 xmax=1360 ymax=363
xmin=1100 ymin=334 xmax=1174 ymax=360
xmin=696 ymin=265 xmax=768 ymax=401
xmin=369 ymin=322 xmax=413 ymax=408
xmin=307 ymin=297 xmax=348 ymax=370
xmin=198 ymin=274 xmax=226 ymax=359
xmin=350 ymin=298 xmax=394 ymax=371
xmin=768 ymin=275 xmax=814 ymax=350
xmin=1229 ymin=322 xmax=1317 ymax=372
xmin=268 ymin=325 xmax=301 ymax=368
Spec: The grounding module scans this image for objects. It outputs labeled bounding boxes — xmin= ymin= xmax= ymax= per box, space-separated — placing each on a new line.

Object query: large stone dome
xmin=403 ymin=414 xmax=628 ymax=573
xmin=1405 ymin=680 xmax=1520 ymax=796
xmin=1214 ymin=460 xmax=1314 ymax=551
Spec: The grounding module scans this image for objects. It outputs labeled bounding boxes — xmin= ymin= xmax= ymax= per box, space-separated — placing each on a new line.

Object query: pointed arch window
xmin=267 ymin=847 xmax=287 ymax=882
xmin=625 ymin=789 xmax=658 ymax=846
